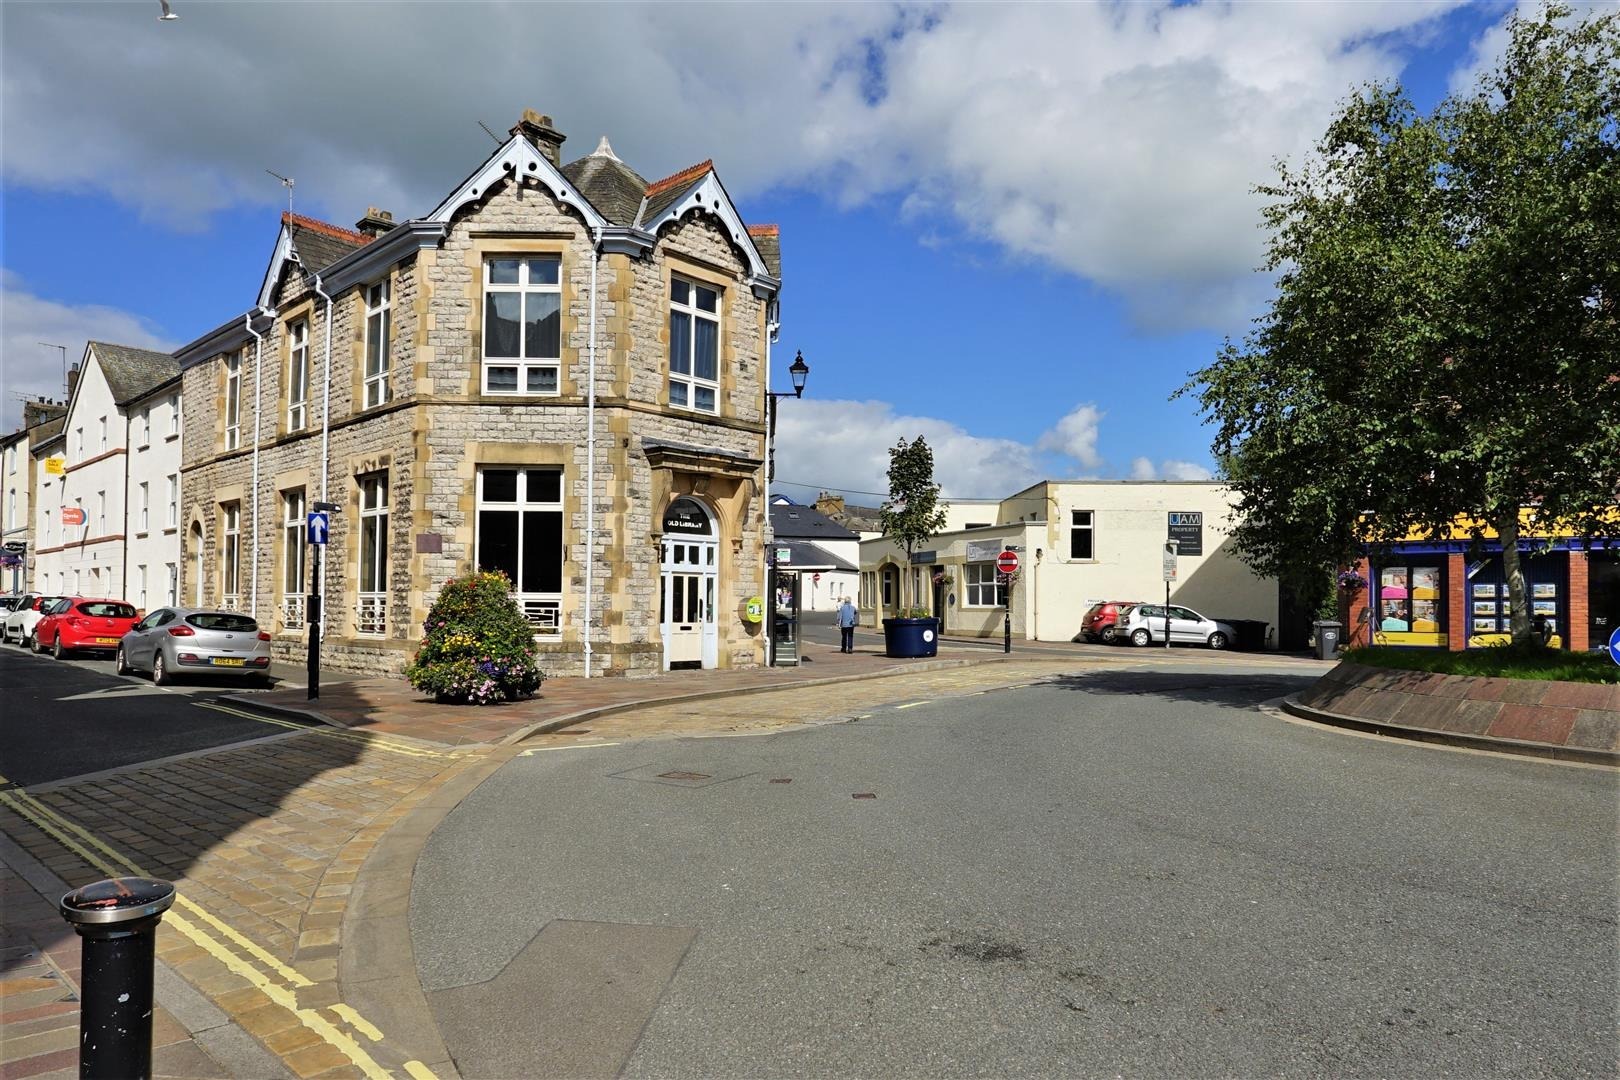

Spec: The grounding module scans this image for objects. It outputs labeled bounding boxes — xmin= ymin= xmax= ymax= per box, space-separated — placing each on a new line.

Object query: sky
xmin=0 ymin=0 xmax=1534 ymax=503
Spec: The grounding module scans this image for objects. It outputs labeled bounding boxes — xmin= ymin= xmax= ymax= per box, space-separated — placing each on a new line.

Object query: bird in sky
xmin=158 ymin=0 xmax=178 ymax=21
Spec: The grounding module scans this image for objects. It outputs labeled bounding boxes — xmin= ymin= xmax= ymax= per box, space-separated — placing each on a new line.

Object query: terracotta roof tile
xmin=746 ymin=224 xmax=780 ymax=237
xmin=281 ymin=211 xmax=371 ymax=247
xmin=644 ymin=160 xmax=713 ymax=198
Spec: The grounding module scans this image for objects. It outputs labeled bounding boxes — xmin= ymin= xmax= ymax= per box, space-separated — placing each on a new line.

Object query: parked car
xmin=1079 ymin=600 xmax=1145 ymax=644
xmin=1115 ymin=603 xmax=1237 ymax=649
xmin=0 ymin=595 xmax=22 ymax=614
xmin=35 ymin=598 xmax=141 ymax=659
xmin=3 ymin=595 xmax=65 ymax=648
xmin=118 ymin=607 xmax=273 ymax=686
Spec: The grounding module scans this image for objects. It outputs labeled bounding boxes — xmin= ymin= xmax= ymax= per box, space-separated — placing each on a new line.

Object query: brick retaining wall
xmin=1293 ymin=661 xmax=1619 ymax=761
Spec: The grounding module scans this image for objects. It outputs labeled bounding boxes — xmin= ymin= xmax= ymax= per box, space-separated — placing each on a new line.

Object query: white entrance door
xmin=659 ymin=498 xmax=719 ymax=669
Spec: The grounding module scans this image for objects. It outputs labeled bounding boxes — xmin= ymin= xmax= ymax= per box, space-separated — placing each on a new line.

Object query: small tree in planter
xmin=879 ymin=437 xmax=948 ymax=656
xmin=405 ymin=570 xmax=544 ymax=705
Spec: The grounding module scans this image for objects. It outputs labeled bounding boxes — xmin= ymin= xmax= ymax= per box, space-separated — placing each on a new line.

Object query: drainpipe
xmin=245 ymin=310 xmax=267 ymax=618
xmin=584 ymin=230 xmax=599 ymax=678
xmin=313 ymin=275 xmax=333 ymax=634
xmin=762 ymin=305 xmax=779 ymax=661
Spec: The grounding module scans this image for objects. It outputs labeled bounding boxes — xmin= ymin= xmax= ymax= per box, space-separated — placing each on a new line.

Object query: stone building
xmin=175 ymin=110 xmax=783 ymax=676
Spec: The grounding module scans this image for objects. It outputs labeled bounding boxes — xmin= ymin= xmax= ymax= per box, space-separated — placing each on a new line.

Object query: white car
xmin=3 ymin=595 xmax=67 ymax=648
xmin=1115 ymin=603 xmax=1237 ymax=649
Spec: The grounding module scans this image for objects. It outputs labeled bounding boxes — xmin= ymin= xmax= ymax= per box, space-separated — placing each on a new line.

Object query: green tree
xmin=879 ymin=436 xmax=949 ymax=615
xmin=1182 ymin=3 xmax=1619 ymax=643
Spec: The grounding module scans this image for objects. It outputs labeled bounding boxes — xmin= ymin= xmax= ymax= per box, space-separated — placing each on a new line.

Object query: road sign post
xmin=306 ymin=507 xmax=334 ymax=699
xmin=1162 ymin=540 xmax=1179 ymax=650
xmin=996 ymin=549 xmax=1020 ymax=654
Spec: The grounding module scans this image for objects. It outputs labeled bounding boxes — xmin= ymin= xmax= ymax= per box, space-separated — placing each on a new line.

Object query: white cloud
xmin=773 ymin=398 xmax=1043 ymax=502
xmin=1035 ymin=403 xmax=1105 ymax=470
xmin=1129 ymin=456 xmax=1216 ymax=482
xmin=0 ymin=271 xmax=174 ymax=428
xmin=0 ymin=1 xmax=1476 ymax=328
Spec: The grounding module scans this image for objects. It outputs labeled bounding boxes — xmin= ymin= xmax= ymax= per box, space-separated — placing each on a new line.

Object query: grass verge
xmin=1345 ymin=644 xmax=1618 ymax=684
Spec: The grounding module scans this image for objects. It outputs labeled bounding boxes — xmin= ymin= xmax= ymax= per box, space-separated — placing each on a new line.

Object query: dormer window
xmin=669 ymin=276 xmax=719 ymax=413
xmin=482 ymin=257 xmax=560 ymax=395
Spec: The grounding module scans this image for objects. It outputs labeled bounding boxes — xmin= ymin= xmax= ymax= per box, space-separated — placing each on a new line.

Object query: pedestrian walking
xmin=837 ymin=596 xmax=858 ymax=653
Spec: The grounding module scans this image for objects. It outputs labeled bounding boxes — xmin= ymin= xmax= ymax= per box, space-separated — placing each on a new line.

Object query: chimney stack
xmin=66 ymin=363 xmax=81 ymax=402
xmin=22 ymin=399 xmax=65 ymax=431
xmin=511 ymin=109 xmax=566 ymax=167
xmin=354 ymin=207 xmax=396 ymax=238
xmin=815 ymin=492 xmax=846 ymax=517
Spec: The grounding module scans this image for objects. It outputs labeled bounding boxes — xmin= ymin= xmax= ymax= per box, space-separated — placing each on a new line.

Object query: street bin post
xmin=59 ymin=877 xmax=176 ymax=1080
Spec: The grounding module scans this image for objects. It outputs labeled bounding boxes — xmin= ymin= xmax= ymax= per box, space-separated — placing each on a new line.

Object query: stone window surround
xmin=280 ymin=483 xmax=308 ymax=630
xmin=463 ymin=237 xmax=575 ymax=401
xmin=668 ymin=274 xmax=721 ymax=415
xmin=224 ymin=350 xmax=242 ymax=451
xmin=660 ymin=253 xmax=736 ymax=420
xmin=286 ymin=316 xmax=311 ymax=434
xmin=363 ymin=275 xmax=393 ymax=409
xmin=480 ymin=253 xmax=562 ymax=397
xmin=475 ymin=464 xmax=564 ymax=633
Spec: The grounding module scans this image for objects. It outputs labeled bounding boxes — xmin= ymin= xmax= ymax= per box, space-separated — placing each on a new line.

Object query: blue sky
xmin=1 ymin=1 xmax=1526 ymax=501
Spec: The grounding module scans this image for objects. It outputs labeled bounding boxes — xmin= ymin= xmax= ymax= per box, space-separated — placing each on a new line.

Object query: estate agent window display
xmin=1373 ymin=563 xmax=1445 ymax=646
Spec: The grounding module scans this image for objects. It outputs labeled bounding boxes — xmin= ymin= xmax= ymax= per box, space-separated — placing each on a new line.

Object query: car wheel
xmin=1130 ymin=627 xmax=1151 ymax=647
xmin=27 ymin=633 xmax=39 ymax=653
xmin=115 ymin=645 xmax=131 ymax=675
xmin=152 ymin=652 xmax=171 ymax=686
xmin=1208 ymin=631 xmax=1229 ymax=650
xmin=1100 ymin=626 xmax=1117 ymax=644
xmin=52 ymin=635 xmax=66 ymax=660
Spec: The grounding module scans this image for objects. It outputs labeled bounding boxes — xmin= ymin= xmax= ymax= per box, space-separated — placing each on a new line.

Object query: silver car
xmin=117 ymin=607 xmax=273 ymax=685
xmin=1115 ymin=603 xmax=1237 ymax=649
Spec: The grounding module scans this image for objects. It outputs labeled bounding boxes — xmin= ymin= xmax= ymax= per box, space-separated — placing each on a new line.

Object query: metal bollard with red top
xmin=59 ymin=877 xmax=176 ymax=1080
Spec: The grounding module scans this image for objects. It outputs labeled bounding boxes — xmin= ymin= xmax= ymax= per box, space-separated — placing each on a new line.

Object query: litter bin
xmin=1312 ymin=620 xmax=1342 ymax=660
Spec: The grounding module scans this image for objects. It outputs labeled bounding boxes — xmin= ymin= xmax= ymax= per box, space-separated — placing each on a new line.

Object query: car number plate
xmin=212 ymin=657 xmax=246 ymax=667
xmin=96 ymin=637 xmax=120 ymax=645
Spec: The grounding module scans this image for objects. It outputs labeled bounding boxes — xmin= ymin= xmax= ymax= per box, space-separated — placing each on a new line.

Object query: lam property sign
xmin=1168 ymin=511 xmax=1203 ymax=557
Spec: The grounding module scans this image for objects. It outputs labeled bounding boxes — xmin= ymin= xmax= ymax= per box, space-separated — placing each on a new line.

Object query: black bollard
xmin=59 ymin=877 xmax=176 ymax=1080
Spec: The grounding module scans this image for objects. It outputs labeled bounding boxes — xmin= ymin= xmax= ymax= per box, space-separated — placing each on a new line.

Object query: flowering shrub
xmin=404 ymin=571 xmax=543 ymax=705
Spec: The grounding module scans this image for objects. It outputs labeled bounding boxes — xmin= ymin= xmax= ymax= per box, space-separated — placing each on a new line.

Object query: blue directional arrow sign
xmin=307 ymin=511 xmax=329 ymax=546
xmin=1608 ymin=625 xmax=1620 ymax=668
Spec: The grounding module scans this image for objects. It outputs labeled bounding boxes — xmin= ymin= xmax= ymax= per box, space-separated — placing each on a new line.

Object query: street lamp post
xmin=765 ymin=351 xmax=809 ymax=667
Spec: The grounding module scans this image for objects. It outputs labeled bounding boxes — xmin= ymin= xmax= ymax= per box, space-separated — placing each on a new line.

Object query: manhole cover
xmin=609 ymin=765 xmax=755 ymax=789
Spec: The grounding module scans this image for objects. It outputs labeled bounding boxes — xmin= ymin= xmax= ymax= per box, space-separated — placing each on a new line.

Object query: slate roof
xmin=87 ymin=342 xmax=180 ymax=405
xmin=747 ymin=225 xmax=781 ymax=277
xmin=833 ymin=502 xmax=884 ymax=534
xmin=284 ymin=212 xmax=370 ymax=272
xmin=778 ymin=539 xmax=858 ymax=574
xmin=639 ymin=160 xmax=713 ymax=223
xmin=30 ymin=416 xmax=66 ymax=449
xmin=771 ymin=503 xmax=858 ymax=542
xmin=560 ymin=142 xmax=648 ymax=227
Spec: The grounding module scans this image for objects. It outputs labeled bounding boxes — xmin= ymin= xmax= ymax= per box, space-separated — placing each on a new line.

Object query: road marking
xmin=894 ymin=701 xmax=931 ymax=710
xmin=0 ymin=789 xmax=412 ymax=1079
xmin=193 ymin=700 xmax=442 ymax=760
xmin=519 ymin=742 xmax=621 ymax=755
xmin=404 ymin=1063 xmax=440 ymax=1080
xmin=331 ymin=1004 xmax=385 ymax=1041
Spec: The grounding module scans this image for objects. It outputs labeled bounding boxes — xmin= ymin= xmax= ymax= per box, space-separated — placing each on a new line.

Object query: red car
xmin=1079 ymin=600 xmax=1145 ymax=645
xmin=35 ymin=598 xmax=141 ymax=659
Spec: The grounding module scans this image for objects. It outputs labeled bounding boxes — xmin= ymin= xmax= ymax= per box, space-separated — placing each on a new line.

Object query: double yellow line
xmin=195 ymin=700 xmax=445 ymax=760
xmin=0 ymin=788 xmax=437 ymax=1080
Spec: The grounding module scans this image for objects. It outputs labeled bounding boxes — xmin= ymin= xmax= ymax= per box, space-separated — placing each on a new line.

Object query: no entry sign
xmin=995 ymin=549 xmax=1020 ymax=575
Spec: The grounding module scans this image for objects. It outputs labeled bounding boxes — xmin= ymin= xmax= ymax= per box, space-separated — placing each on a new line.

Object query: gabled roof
xmin=640 ymin=160 xmax=713 ymax=222
xmin=256 ymin=212 xmax=372 ymax=310
xmin=426 ymin=133 xmax=607 ymax=232
xmin=771 ymin=503 xmax=859 ymax=542
xmin=747 ymin=224 xmax=781 ymax=278
xmin=559 ymin=138 xmax=648 ymax=227
xmin=86 ymin=342 xmax=180 ymax=406
xmin=779 ymin=539 xmax=858 ymax=574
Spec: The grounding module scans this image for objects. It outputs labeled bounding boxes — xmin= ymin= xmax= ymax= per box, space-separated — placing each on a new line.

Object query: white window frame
xmin=474 ymin=467 xmax=563 ymax=632
xmin=222 ymin=502 xmax=241 ymax=606
xmin=166 ymin=562 xmax=178 ymax=606
xmin=364 ymin=279 xmax=392 ymax=408
xmin=357 ymin=474 xmax=388 ymax=636
xmin=74 ymin=427 xmax=83 ymax=459
xmin=224 ymin=351 xmax=242 ymax=450
xmin=964 ymin=562 xmax=1007 ymax=609
xmin=282 ymin=489 xmax=306 ymax=629
xmin=96 ymin=491 xmax=106 ymax=534
xmin=287 ymin=320 xmax=309 ymax=431
xmin=136 ymin=564 xmax=147 ymax=611
xmin=165 ymin=474 xmax=178 ymax=529
xmin=138 ymin=406 xmax=150 ymax=447
xmin=481 ymin=257 xmax=561 ymax=396
xmin=1069 ymin=510 xmax=1095 ymax=561
xmin=168 ymin=393 xmax=180 ymax=437
xmin=98 ymin=417 xmax=107 ymax=453
xmin=668 ymin=275 xmax=721 ymax=414
xmin=138 ymin=481 xmax=149 ymax=533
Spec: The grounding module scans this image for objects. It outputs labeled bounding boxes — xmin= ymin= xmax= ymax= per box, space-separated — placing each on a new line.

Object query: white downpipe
xmin=313 ymin=274 xmax=334 ymax=635
xmin=584 ymin=230 xmax=599 ymax=678
xmin=762 ymin=309 xmax=778 ymax=661
xmin=245 ymin=310 xmax=266 ymax=618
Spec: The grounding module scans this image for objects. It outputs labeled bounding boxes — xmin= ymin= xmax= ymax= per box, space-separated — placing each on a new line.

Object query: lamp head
xmin=788 ymin=350 xmax=809 ymax=397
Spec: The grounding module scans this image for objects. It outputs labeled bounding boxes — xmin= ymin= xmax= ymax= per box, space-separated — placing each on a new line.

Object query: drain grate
xmin=657 ymin=770 xmax=712 ymax=781
xmin=852 ymin=793 xmax=877 ymax=800
xmin=769 ymin=778 xmax=792 ymax=784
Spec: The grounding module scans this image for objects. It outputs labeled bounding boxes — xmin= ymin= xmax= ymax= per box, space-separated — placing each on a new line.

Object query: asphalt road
xmin=0 ymin=641 xmax=317 ymax=788
xmin=413 ymin=665 xmax=1618 ymax=1079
